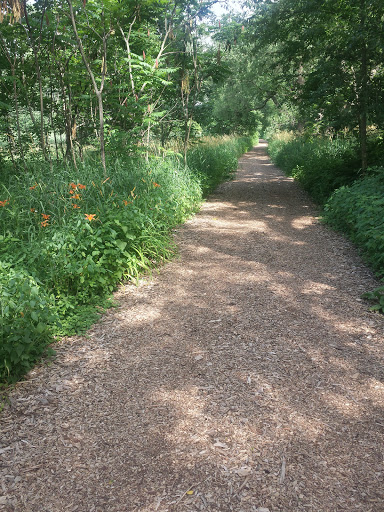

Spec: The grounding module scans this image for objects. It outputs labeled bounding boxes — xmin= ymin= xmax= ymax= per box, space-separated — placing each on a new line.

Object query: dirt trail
xmin=1 ymin=141 xmax=384 ymax=512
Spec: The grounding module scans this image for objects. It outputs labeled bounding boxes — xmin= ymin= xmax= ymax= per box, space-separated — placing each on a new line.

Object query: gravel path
xmin=1 ymin=141 xmax=384 ymax=512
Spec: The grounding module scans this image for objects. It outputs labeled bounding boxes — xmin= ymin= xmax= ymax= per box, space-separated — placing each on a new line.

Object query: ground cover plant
xmin=0 ymin=134 xmax=256 ymax=385
xmin=323 ymin=168 xmax=384 ymax=312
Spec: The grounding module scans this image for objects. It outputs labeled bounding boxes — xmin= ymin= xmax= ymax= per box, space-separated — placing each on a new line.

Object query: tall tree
xmin=251 ymin=0 xmax=384 ymax=170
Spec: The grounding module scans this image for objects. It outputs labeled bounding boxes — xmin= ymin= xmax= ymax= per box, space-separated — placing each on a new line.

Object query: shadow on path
xmin=1 ymin=142 xmax=383 ymax=512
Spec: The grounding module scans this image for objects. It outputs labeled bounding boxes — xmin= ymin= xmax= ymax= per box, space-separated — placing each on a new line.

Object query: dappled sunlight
xmin=291 ymin=216 xmax=316 ymax=230
xmin=323 ymin=391 xmax=362 ymax=418
xmin=301 ymin=281 xmax=336 ymax=295
xmin=267 ymin=204 xmax=286 ymax=209
xmin=3 ymin=142 xmax=383 ymax=512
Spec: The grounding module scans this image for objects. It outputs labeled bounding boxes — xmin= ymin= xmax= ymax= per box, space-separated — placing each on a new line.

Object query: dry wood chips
xmin=1 ymin=142 xmax=383 ymax=512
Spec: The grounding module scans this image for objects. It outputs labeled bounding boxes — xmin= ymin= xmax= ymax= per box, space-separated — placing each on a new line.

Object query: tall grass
xmin=0 ymin=134 xmax=256 ymax=385
xmin=187 ymin=134 xmax=258 ymax=195
xmin=268 ymin=135 xmax=360 ymax=204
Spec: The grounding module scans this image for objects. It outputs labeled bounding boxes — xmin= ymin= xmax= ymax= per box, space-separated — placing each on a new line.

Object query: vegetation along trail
xmin=1 ymin=141 xmax=384 ymax=512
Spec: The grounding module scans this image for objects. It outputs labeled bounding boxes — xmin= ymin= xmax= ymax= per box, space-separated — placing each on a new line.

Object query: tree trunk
xmin=67 ymin=0 xmax=108 ymax=174
xmin=97 ymin=92 xmax=106 ymax=171
xmin=358 ymin=0 xmax=368 ymax=173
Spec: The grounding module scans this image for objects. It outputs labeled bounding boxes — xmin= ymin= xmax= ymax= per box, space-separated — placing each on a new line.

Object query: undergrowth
xmin=323 ymin=168 xmax=384 ymax=312
xmin=268 ymin=135 xmax=360 ymax=204
xmin=0 ymin=134 xmax=256 ymax=385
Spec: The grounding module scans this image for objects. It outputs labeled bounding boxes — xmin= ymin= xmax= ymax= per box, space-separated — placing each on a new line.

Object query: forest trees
xmin=250 ymin=0 xmax=384 ymax=170
xmin=0 ymin=0 xmax=218 ymax=170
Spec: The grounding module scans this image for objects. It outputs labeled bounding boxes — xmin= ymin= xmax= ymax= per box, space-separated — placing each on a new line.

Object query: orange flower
xmin=77 ymin=183 xmax=86 ymax=190
xmin=69 ymin=182 xmax=77 ymax=190
xmin=0 ymin=199 xmax=9 ymax=207
xmin=69 ymin=189 xmax=75 ymax=195
xmin=41 ymin=220 xmax=49 ymax=227
xmin=29 ymin=183 xmax=38 ymax=190
xmin=152 ymin=182 xmax=160 ymax=187
xmin=31 ymin=208 xmax=36 ymax=213
xmin=73 ymin=204 xmax=80 ymax=209
xmin=123 ymin=200 xmax=130 ymax=206
xmin=84 ymin=213 xmax=96 ymax=221
xmin=41 ymin=213 xmax=50 ymax=220
xmin=73 ymin=193 xmax=81 ymax=200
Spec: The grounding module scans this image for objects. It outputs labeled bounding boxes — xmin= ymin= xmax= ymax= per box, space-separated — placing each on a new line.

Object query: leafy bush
xmin=268 ymin=136 xmax=360 ymax=204
xmin=323 ymin=169 xmax=384 ymax=276
xmin=362 ymin=286 xmax=384 ymax=313
xmin=0 ymin=261 xmax=57 ymax=383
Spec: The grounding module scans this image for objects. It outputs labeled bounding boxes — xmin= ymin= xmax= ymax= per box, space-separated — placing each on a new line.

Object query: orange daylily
xmin=84 ymin=214 xmax=96 ymax=221
xmin=73 ymin=193 xmax=81 ymax=200
xmin=41 ymin=220 xmax=49 ymax=227
xmin=152 ymin=182 xmax=160 ymax=187
xmin=77 ymin=183 xmax=86 ymax=190
xmin=73 ymin=204 xmax=80 ymax=209
xmin=41 ymin=213 xmax=50 ymax=220
xmin=0 ymin=199 xmax=9 ymax=207
xmin=29 ymin=183 xmax=38 ymax=190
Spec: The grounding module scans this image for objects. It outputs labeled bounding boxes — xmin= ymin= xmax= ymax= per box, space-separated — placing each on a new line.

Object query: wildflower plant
xmin=0 ymin=134 xmax=253 ymax=385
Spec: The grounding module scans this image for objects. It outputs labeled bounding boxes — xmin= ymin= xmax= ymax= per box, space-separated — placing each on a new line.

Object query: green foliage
xmin=0 ymin=262 xmax=58 ymax=384
xmin=362 ymin=286 xmax=384 ymax=314
xmin=268 ymin=136 xmax=361 ymax=204
xmin=187 ymin=135 xmax=257 ymax=195
xmin=0 ymin=134 xmax=250 ymax=385
xmin=323 ymin=169 xmax=384 ymax=277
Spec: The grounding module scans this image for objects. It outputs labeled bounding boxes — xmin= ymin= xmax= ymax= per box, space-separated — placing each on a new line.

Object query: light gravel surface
xmin=1 ymin=141 xmax=384 ymax=512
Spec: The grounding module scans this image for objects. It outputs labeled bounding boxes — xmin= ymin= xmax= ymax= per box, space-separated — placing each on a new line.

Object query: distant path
xmin=1 ymin=141 xmax=384 ymax=512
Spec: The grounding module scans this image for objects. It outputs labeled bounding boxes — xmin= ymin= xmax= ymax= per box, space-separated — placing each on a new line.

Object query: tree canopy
xmin=1 ymin=0 xmax=383 ymax=171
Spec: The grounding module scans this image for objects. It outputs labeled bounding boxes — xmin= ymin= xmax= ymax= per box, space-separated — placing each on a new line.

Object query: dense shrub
xmin=269 ymin=133 xmax=384 ymax=312
xmin=323 ymin=168 xmax=384 ymax=277
xmin=268 ymin=136 xmax=360 ymax=204
xmin=0 ymin=262 xmax=57 ymax=383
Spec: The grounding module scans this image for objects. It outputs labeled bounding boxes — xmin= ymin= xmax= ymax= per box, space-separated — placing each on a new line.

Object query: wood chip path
xmin=1 ymin=141 xmax=384 ymax=512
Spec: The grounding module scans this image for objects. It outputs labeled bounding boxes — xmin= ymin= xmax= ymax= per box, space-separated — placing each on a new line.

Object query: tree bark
xmin=67 ymin=0 xmax=108 ymax=174
xmin=358 ymin=0 xmax=368 ymax=173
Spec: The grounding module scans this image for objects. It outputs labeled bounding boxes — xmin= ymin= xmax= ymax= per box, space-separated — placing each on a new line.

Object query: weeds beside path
xmin=1 ymin=141 xmax=383 ymax=512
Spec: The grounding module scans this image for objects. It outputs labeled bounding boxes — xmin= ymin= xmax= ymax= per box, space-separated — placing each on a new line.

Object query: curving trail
xmin=1 ymin=141 xmax=384 ymax=512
